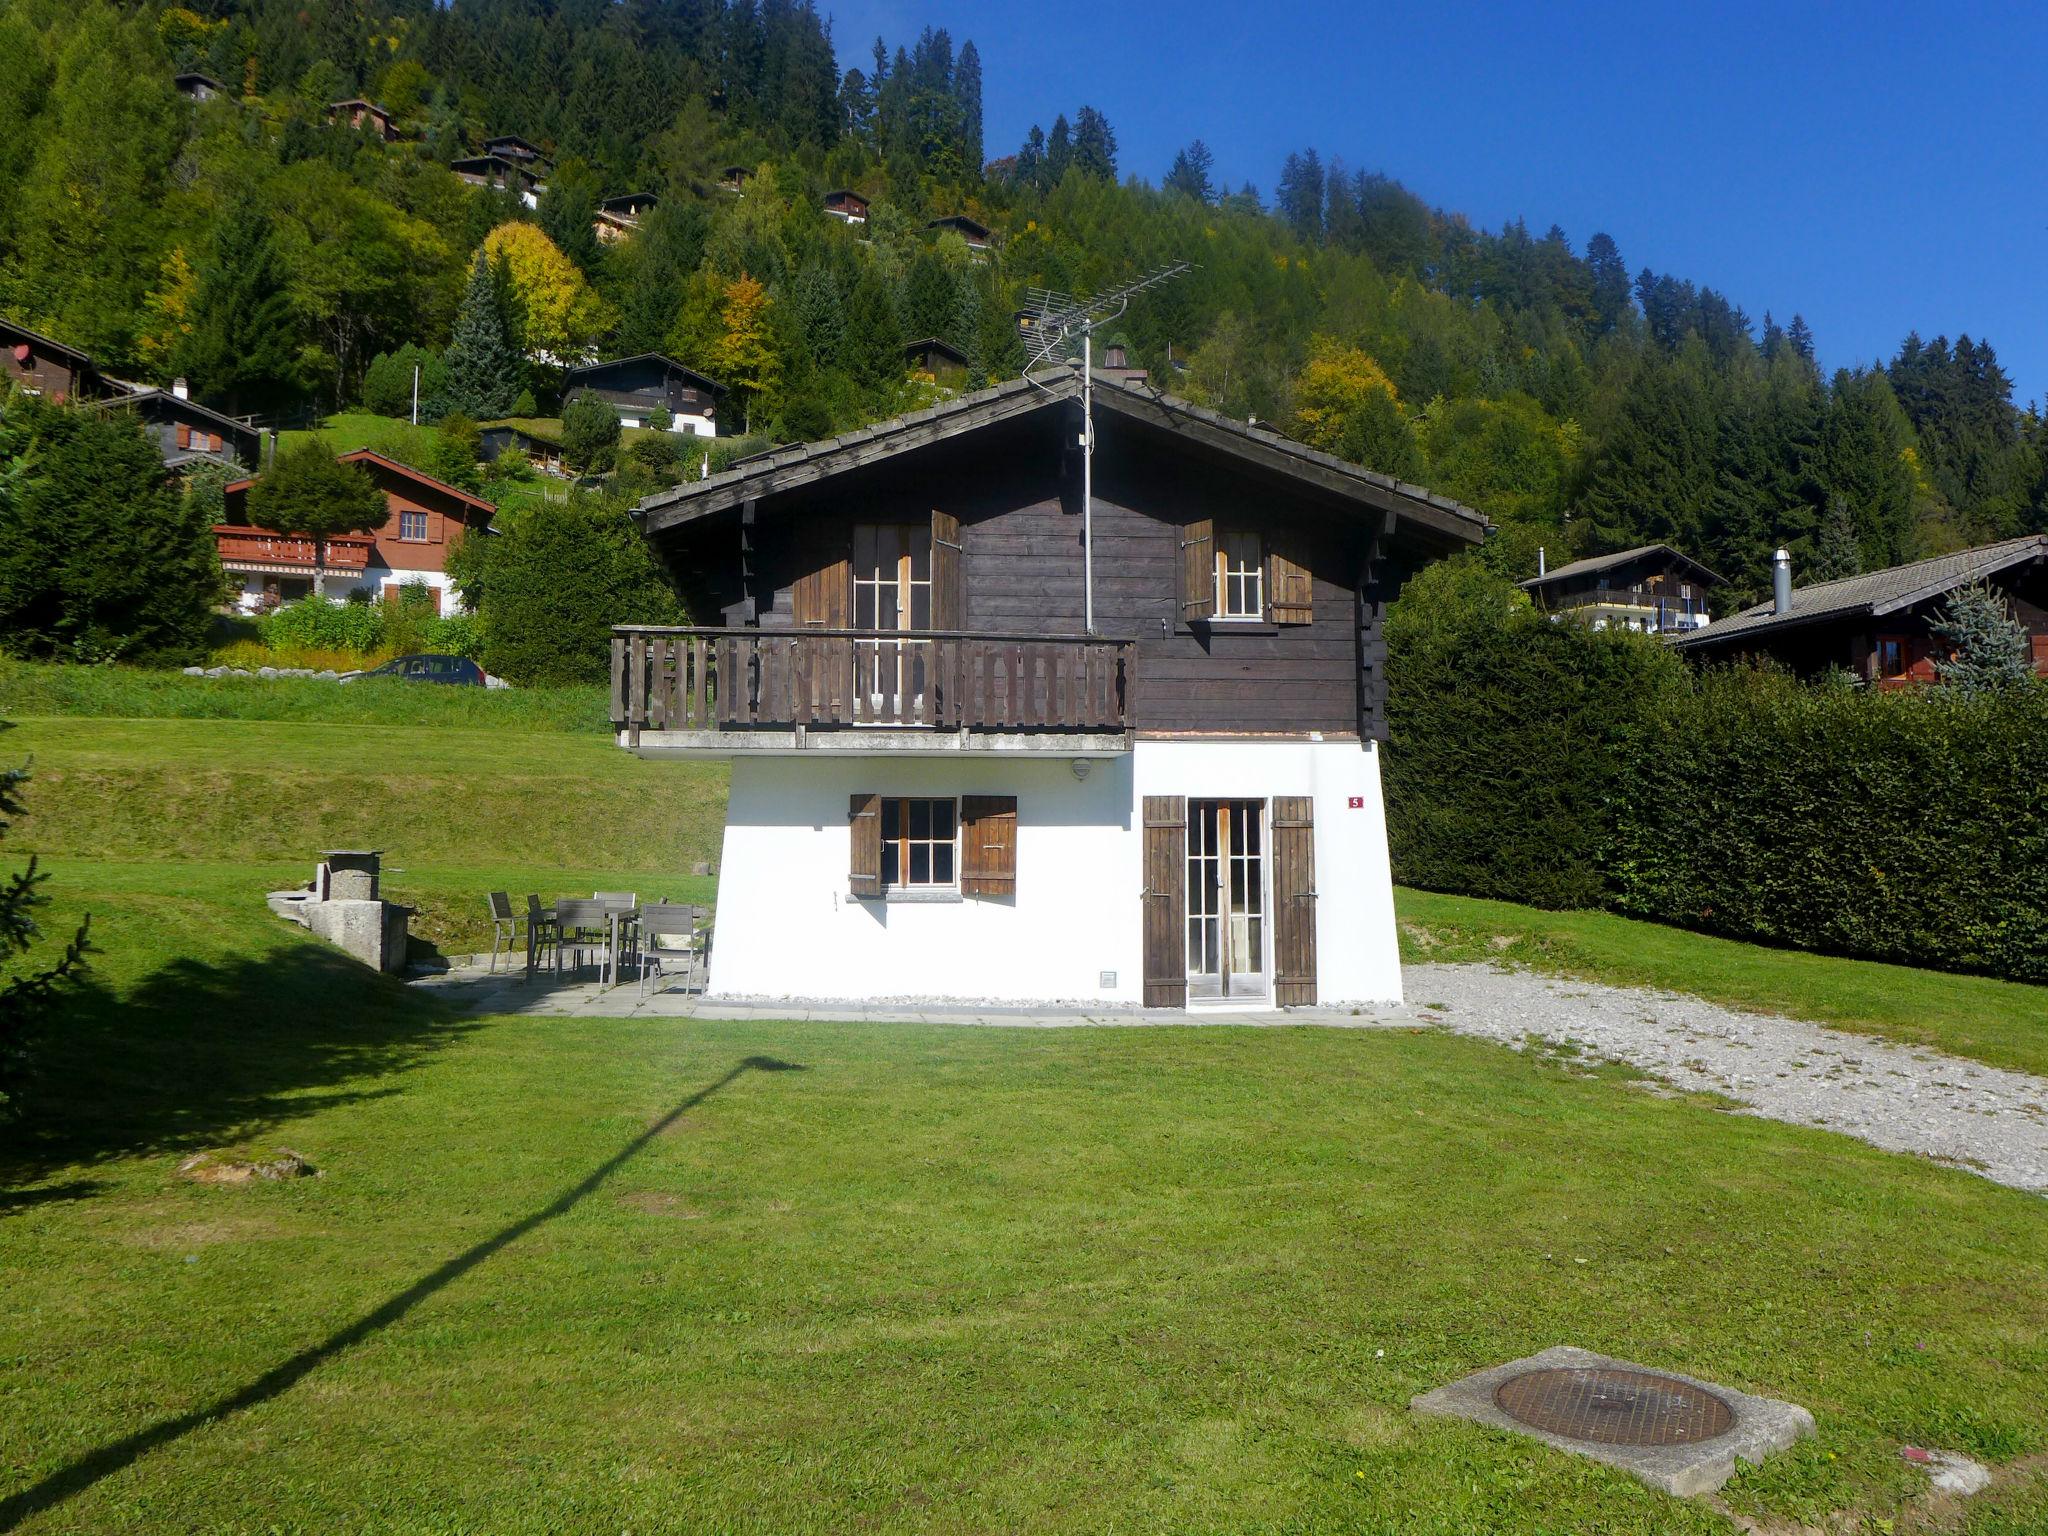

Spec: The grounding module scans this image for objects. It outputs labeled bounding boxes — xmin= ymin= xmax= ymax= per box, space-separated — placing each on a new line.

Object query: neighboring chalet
xmin=174 ymin=72 xmax=226 ymax=102
xmin=562 ymin=355 xmax=724 ymax=436
xmin=4 ymin=318 xmax=266 ymax=473
xmin=326 ymin=99 xmax=395 ymax=140
xmin=823 ymin=189 xmax=870 ymax=224
xmin=903 ymin=338 xmax=970 ymax=388
xmin=218 ymin=449 xmax=496 ymax=612
xmin=718 ymin=165 xmax=752 ymax=194
xmin=450 ymin=154 xmax=544 ymax=209
xmin=594 ymin=192 xmax=658 ymax=243
xmin=2 ymin=317 xmax=104 ymax=403
xmin=479 ymin=422 xmax=564 ymax=474
xmin=926 ymin=214 xmax=992 ymax=254
xmin=482 ymin=135 xmax=551 ymax=169
xmin=1672 ymin=536 xmax=2048 ymax=685
xmin=100 ymin=379 xmax=265 ymax=472
xmin=610 ymin=371 xmax=1487 ymax=1009
xmin=1520 ymin=544 xmax=1720 ymax=634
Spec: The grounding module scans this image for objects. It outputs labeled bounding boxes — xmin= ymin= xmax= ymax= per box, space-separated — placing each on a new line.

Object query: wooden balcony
xmin=611 ymin=627 xmax=1136 ymax=754
xmin=214 ymin=525 xmax=373 ymax=572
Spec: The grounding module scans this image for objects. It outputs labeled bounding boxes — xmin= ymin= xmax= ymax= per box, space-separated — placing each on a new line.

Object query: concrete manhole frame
xmin=1411 ymin=1345 xmax=1815 ymax=1496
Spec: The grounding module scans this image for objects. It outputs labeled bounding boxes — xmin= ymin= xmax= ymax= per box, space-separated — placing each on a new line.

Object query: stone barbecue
xmin=268 ymin=849 xmax=411 ymax=972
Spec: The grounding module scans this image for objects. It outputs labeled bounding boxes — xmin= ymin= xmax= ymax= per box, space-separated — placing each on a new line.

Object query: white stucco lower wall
xmin=705 ymin=736 xmax=1403 ymax=1008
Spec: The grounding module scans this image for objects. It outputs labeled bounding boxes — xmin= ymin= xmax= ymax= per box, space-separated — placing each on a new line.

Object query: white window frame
xmin=398 ymin=510 xmax=429 ymax=543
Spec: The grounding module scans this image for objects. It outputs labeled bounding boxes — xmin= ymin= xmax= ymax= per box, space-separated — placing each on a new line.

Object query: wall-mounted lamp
xmin=1071 ymin=759 xmax=1092 ymax=782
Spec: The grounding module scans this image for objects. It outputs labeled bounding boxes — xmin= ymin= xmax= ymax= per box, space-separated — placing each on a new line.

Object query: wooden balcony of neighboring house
xmin=611 ymin=626 xmax=1137 ymax=756
xmin=1551 ymin=589 xmax=1712 ymax=635
xmin=213 ymin=525 xmax=374 ymax=575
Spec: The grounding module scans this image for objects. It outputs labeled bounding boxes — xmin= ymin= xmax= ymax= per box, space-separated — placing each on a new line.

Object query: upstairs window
xmin=1215 ymin=530 xmax=1264 ymax=619
xmin=399 ymin=511 xmax=428 ymax=542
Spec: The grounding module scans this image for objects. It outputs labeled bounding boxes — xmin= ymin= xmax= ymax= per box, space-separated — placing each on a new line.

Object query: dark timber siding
xmin=682 ymin=408 xmax=1397 ymax=737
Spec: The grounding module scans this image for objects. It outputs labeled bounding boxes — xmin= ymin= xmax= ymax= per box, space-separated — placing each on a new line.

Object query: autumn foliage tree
xmin=1291 ymin=341 xmax=1421 ymax=480
xmin=480 ymin=222 xmax=612 ymax=364
xmin=711 ymin=273 xmax=779 ymax=432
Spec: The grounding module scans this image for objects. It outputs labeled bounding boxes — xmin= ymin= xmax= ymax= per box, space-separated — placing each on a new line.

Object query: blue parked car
xmin=350 ymin=654 xmax=486 ymax=686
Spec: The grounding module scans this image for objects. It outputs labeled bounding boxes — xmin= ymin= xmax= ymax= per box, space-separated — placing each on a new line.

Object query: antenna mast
xmin=1019 ymin=261 xmax=1191 ymax=634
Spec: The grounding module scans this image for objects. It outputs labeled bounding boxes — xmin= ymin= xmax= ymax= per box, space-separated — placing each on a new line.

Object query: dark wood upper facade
xmin=563 ymin=355 xmax=723 ymax=424
xmin=3 ymin=318 xmax=105 ymax=403
xmin=618 ymin=377 xmax=1485 ymax=744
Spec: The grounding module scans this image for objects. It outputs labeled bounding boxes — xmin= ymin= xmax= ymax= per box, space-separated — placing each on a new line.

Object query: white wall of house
xmin=226 ymin=570 xmax=467 ymax=615
xmin=705 ymin=737 xmax=1403 ymax=1007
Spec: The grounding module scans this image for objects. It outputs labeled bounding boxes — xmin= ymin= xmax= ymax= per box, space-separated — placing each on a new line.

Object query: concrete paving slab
xmin=1411 ymin=1345 xmax=1814 ymax=1497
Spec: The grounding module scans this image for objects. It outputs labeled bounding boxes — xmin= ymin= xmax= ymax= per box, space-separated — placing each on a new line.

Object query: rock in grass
xmin=177 ymin=1150 xmax=318 ymax=1185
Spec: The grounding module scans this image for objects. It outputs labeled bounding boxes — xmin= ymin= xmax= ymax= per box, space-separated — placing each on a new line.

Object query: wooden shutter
xmin=792 ymin=546 xmax=849 ymax=628
xmin=960 ymin=794 xmax=1016 ymax=897
xmin=175 ymin=423 xmax=191 ymax=449
xmin=1142 ymin=796 xmax=1187 ymax=1007
xmin=849 ymin=792 xmax=881 ymax=898
xmin=1269 ymin=544 xmax=1314 ymax=625
xmin=932 ymin=509 xmax=963 ymax=630
xmin=1179 ymin=519 xmax=1215 ymax=620
xmin=1271 ymin=796 xmax=1317 ymax=1006
xmin=795 ymin=537 xmax=851 ymax=717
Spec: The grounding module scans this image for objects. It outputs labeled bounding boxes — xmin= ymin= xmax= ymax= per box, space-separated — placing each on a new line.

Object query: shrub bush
xmin=262 ymin=597 xmax=385 ymax=654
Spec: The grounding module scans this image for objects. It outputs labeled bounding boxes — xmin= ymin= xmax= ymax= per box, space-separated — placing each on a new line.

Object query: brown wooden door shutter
xmin=1268 ymin=545 xmax=1313 ymax=624
xmin=792 ymin=546 xmax=849 ymax=628
xmin=960 ymin=794 xmax=1016 ymax=897
xmin=849 ymin=792 xmax=882 ymax=898
xmin=931 ymin=509 xmax=963 ymax=630
xmin=1179 ymin=519 xmax=1215 ymax=620
xmin=794 ymin=536 xmax=851 ymax=716
xmin=1142 ymin=795 xmax=1187 ymax=1007
xmin=1271 ymin=796 xmax=1317 ymax=1006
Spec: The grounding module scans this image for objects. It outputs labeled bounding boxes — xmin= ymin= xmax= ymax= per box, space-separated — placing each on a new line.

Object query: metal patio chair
xmin=487 ymin=891 xmax=519 ymax=973
xmin=636 ymin=903 xmax=704 ymax=996
xmin=555 ymin=898 xmax=617 ymax=982
xmin=524 ymin=893 xmax=560 ymax=979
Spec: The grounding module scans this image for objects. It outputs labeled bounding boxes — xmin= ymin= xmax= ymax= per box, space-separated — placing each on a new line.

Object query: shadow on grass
xmin=0 ymin=1053 xmax=804 ymax=1531
xmin=0 ymin=941 xmax=476 ymax=1194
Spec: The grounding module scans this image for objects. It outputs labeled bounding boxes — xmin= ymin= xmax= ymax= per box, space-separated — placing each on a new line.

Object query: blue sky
xmin=823 ymin=0 xmax=2048 ymax=407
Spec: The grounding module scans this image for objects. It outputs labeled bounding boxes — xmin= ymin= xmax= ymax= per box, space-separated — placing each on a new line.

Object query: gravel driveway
xmin=1406 ymin=963 xmax=2048 ymax=1195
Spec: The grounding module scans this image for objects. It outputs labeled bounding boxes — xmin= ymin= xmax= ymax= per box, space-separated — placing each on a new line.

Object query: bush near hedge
xmin=258 ymin=593 xmax=483 ymax=663
xmin=1384 ymin=559 xmax=2048 ymax=983
xmin=1613 ymin=669 xmax=2048 ymax=983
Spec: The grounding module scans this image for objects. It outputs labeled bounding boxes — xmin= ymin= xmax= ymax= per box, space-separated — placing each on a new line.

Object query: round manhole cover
xmin=1494 ymin=1367 xmax=1735 ymax=1447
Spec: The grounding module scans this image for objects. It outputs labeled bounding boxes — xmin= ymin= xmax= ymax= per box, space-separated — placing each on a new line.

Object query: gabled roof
xmin=598 ymin=193 xmax=656 ymax=214
xmin=1520 ymin=543 xmax=1724 ymax=592
xmin=1 ymin=315 xmax=97 ymax=369
xmin=98 ymin=381 xmax=261 ymax=439
xmin=563 ymin=353 xmax=725 ymax=396
xmin=174 ymin=72 xmax=225 ymax=91
xmin=1672 ymin=535 xmax=2048 ymax=649
xmin=903 ymin=337 xmax=970 ymax=367
xmin=327 ymin=98 xmax=390 ymax=115
xmin=483 ymin=134 xmax=549 ymax=158
xmin=450 ymin=153 xmax=538 ymax=181
xmin=823 ymin=188 xmax=868 ymax=203
xmin=928 ymin=214 xmax=991 ymax=241
xmin=632 ymin=369 xmax=1490 ymax=550
xmin=337 ymin=449 xmax=496 ymax=517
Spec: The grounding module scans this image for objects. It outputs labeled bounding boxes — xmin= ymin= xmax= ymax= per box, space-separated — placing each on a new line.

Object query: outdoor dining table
xmin=555 ymin=898 xmax=640 ymax=988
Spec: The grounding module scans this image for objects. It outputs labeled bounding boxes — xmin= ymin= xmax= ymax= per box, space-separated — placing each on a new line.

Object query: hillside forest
xmin=5 ymin=0 xmax=2048 ymax=604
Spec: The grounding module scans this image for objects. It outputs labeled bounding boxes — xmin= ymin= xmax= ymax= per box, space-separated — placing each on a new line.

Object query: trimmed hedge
xmin=1385 ymin=558 xmax=2048 ymax=983
xmin=1614 ymin=670 xmax=2048 ymax=983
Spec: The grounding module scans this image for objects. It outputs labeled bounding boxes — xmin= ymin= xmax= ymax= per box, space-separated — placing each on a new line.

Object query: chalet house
xmin=1672 ymin=537 xmax=2048 ymax=685
xmin=218 ymin=449 xmax=496 ymax=613
xmin=823 ymin=189 xmax=870 ymax=224
xmin=562 ymin=355 xmax=724 ymax=436
xmin=479 ymin=422 xmax=564 ymax=474
xmin=450 ymin=154 xmax=544 ymax=209
xmin=326 ymin=99 xmax=395 ymax=141
xmin=483 ymin=135 xmax=551 ymax=170
xmin=2 ymin=318 xmax=106 ymax=403
xmin=902 ymin=337 xmax=970 ymax=387
xmin=1520 ymin=544 xmax=1720 ymax=634
xmin=174 ymin=72 xmax=226 ymax=102
xmin=100 ymin=379 xmax=265 ymax=472
xmin=594 ymin=192 xmax=657 ymax=243
xmin=718 ymin=165 xmax=752 ymax=194
xmin=610 ymin=371 xmax=1486 ymax=1008
xmin=927 ymin=215 xmax=992 ymax=253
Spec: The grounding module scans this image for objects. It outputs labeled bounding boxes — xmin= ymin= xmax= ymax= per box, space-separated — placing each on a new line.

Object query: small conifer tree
xmin=1812 ymin=495 xmax=1863 ymax=581
xmin=1930 ymin=581 xmax=2033 ymax=693
xmin=441 ymin=251 xmax=523 ymax=420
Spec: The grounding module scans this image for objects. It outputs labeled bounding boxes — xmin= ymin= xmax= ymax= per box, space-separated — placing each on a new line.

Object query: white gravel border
xmin=1405 ymin=962 xmax=2048 ymax=1195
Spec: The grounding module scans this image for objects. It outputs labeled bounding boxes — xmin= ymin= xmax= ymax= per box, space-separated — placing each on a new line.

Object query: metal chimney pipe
xmin=1537 ymin=546 xmax=1547 ymax=578
xmin=1772 ymin=547 xmax=1792 ymax=614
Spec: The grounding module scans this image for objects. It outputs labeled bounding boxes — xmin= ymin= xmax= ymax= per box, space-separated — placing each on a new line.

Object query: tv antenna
xmin=1018 ymin=261 xmax=1191 ymax=634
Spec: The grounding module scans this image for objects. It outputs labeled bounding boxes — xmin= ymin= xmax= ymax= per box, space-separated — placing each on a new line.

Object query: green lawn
xmin=1398 ymin=887 xmax=2048 ymax=1081
xmin=1 ymin=671 xmax=2044 ymax=1531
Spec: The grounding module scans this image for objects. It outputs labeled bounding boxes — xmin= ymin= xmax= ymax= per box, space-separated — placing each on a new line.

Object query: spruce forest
xmin=5 ymin=0 xmax=2047 ymax=603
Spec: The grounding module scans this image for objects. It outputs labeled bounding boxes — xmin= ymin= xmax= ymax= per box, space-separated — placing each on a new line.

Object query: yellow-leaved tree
xmin=711 ymin=273 xmax=779 ymax=433
xmin=1290 ymin=339 xmax=1420 ymax=480
xmin=480 ymin=222 xmax=612 ymax=364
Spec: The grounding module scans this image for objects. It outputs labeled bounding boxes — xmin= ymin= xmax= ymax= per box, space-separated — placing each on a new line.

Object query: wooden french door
xmin=852 ymin=522 xmax=932 ymax=715
xmin=1186 ymin=798 xmax=1267 ymax=1000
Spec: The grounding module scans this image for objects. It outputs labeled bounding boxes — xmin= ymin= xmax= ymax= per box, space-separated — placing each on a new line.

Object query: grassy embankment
xmin=0 ymin=661 xmax=2042 ymax=1532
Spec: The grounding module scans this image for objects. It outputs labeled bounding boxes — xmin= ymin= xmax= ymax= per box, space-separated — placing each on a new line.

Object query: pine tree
xmin=1812 ymin=495 xmax=1863 ymax=580
xmin=1072 ymin=106 xmax=1117 ymax=180
xmin=791 ymin=267 xmax=846 ymax=372
xmin=1585 ymin=233 xmax=1629 ymax=335
xmin=177 ymin=197 xmax=304 ymax=414
xmin=953 ymin=40 xmax=982 ymax=171
xmin=0 ymin=757 xmax=91 ymax=1119
xmin=1277 ymin=150 xmax=1325 ymax=242
xmin=1044 ymin=114 xmax=1071 ymax=183
xmin=844 ymin=266 xmax=903 ymax=391
xmin=1930 ymin=582 xmax=2034 ymax=692
xmin=1165 ymin=140 xmax=1215 ymax=202
xmin=441 ymin=250 xmax=522 ymax=420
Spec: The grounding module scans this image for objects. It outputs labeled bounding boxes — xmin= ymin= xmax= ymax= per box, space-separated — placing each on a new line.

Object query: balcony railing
xmin=611 ymin=626 xmax=1136 ymax=743
xmin=214 ymin=526 xmax=373 ymax=571
xmin=1551 ymin=591 xmax=1710 ymax=634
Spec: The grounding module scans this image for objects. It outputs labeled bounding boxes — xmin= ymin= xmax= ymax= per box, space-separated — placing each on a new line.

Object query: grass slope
xmin=1398 ymin=887 xmax=2048 ymax=1081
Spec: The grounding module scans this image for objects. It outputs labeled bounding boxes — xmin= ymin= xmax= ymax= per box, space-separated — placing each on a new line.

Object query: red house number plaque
xmin=1347 ymin=795 xmax=1365 ymax=809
